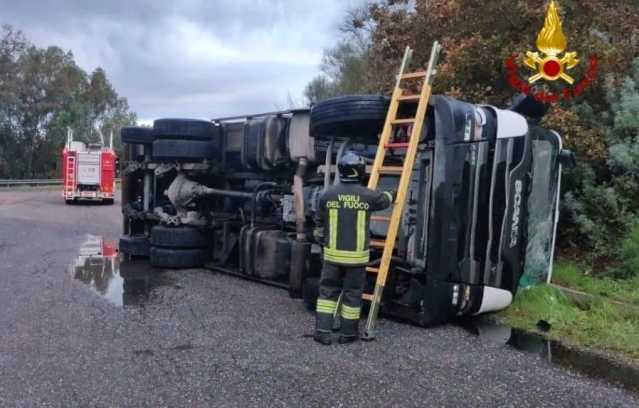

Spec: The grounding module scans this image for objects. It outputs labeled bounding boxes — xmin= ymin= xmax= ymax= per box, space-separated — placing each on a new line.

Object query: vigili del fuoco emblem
xmin=524 ymin=0 xmax=579 ymax=84
xmin=505 ymin=0 xmax=598 ymax=103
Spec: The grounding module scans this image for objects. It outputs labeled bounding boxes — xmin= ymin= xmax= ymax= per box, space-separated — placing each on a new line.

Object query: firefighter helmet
xmin=338 ymin=151 xmax=365 ymax=182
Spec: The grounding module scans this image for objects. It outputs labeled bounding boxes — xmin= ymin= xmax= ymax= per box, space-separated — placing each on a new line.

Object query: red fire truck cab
xmin=62 ymin=130 xmax=116 ymax=205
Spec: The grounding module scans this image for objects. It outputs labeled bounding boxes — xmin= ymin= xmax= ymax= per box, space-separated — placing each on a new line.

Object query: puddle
xmin=69 ymin=235 xmax=169 ymax=306
xmin=463 ymin=317 xmax=639 ymax=394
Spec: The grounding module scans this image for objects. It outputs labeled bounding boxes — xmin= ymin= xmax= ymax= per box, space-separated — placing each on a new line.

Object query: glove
xmin=384 ymin=190 xmax=397 ymax=204
xmin=313 ymin=227 xmax=325 ymax=244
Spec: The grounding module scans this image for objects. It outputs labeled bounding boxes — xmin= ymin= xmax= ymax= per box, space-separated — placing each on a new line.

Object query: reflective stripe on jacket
xmin=317 ymin=182 xmax=393 ymax=266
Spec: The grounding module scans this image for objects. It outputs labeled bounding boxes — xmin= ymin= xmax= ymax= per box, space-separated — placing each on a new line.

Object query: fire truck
xmin=62 ymin=129 xmax=116 ymax=204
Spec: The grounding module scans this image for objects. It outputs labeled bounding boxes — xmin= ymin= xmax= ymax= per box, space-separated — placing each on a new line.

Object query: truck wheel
xmin=310 ymin=95 xmax=389 ymax=140
xmin=102 ymin=198 xmax=115 ymax=205
xmin=121 ymin=127 xmax=155 ymax=145
xmin=150 ymin=247 xmax=208 ymax=268
xmin=152 ymin=139 xmax=215 ymax=161
xmin=150 ymin=225 xmax=209 ymax=249
xmin=153 ymin=118 xmax=221 ymax=141
xmin=119 ymin=235 xmax=150 ymax=257
xmin=302 ymin=277 xmax=320 ymax=311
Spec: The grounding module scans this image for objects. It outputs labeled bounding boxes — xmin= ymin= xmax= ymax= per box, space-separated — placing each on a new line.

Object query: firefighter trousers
xmin=315 ymin=262 xmax=366 ymax=337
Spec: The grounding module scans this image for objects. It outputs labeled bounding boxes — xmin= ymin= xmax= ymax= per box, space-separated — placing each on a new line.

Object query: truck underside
xmin=119 ymin=94 xmax=571 ymax=327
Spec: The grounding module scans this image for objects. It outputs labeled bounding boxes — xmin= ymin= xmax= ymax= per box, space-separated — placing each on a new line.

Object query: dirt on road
xmin=0 ymin=190 xmax=637 ymax=407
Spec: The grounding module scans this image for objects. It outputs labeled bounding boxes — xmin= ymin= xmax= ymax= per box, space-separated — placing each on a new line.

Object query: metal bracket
xmin=154 ymin=163 xmax=179 ymax=176
xmin=123 ymin=161 xmax=145 ymax=175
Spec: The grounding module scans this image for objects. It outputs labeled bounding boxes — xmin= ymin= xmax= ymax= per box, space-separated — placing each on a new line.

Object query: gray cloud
xmin=1 ymin=0 xmax=366 ymax=122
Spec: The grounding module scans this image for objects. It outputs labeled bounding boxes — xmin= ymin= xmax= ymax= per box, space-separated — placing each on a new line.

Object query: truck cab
xmin=378 ymin=96 xmax=567 ymax=325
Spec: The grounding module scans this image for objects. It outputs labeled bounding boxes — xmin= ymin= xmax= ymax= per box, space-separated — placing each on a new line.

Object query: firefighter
xmin=313 ymin=151 xmax=394 ymax=345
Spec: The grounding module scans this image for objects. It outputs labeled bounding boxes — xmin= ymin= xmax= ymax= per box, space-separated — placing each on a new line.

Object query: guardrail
xmin=0 ymin=179 xmax=63 ymax=187
xmin=0 ymin=179 xmax=121 ymax=187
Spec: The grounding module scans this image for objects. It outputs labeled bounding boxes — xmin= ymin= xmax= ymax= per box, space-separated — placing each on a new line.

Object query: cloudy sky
xmin=1 ymin=0 xmax=365 ymax=124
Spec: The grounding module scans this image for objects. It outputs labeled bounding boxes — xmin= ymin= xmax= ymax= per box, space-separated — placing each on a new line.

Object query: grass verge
xmin=553 ymin=262 xmax=639 ymax=305
xmin=497 ymin=262 xmax=639 ymax=363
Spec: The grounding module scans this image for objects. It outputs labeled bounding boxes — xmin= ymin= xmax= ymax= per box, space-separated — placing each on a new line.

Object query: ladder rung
xmin=366 ymin=267 xmax=379 ymax=274
xmin=398 ymin=94 xmax=421 ymax=102
xmin=378 ymin=166 xmax=404 ymax=175
xmin=362 ymin=293 xmax=373 ymax=301
xmin=401 ymin=71 xmax=427 ymax=80
xmin=384 ymin=143 xmax=410 ymax=149
xmin=370 ymin=239 xmax=386 ymax=248
xmin=371 ymin=215 xmax=391 ymax=222
xmin=391 ymin=119 xmax=415 ymax=126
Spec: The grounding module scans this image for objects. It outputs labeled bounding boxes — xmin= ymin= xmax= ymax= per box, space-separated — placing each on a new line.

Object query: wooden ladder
xmin=362 ymin=42 xmax=442 ymax=340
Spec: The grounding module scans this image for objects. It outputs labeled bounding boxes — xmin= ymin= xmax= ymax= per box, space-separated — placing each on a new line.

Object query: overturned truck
xmin=119 ymin=94 xmax=573 ymax=326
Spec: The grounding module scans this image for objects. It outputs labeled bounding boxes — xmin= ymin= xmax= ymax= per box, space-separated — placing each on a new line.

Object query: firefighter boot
xmin=314 ymin=298 xmax=337 ymax=345
xmin=314 ymin=318 xmax=333 ymax=346
xmin=338 ymin=334 xmax=358 ymax=344
xmin=338 ymin=305 xmax=361 ymax=344
xmin=314 ymin=331 xmax=332 ymax=346
xmin=338 ymin=321 xmax=359 ymax=344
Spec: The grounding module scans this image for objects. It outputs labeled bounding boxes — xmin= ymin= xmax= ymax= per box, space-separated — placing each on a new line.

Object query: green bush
xmin=558 ymin=58 xmax=639 ymax=269
xmin=561 ymin=171 xmax=633 ymax=261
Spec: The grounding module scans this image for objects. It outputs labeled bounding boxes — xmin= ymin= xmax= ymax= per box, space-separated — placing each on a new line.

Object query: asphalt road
xmin=0 ymin=190 xmax=637 ymax=408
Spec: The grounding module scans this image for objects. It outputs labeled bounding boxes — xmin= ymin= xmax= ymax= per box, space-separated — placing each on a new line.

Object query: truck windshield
xmin=521 ymin=127 xmax=562 ymax=287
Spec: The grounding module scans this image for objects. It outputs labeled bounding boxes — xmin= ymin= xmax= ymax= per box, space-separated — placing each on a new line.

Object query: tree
xmin=0 ymin=25 xmax=29 ymax=177
xmin=0 ymin=25 xmax=136 ymax=178
xmin=304 ymin=6 xmax=377 ymax=105
xmin=304 ymin=76 xmax=337 ymax=105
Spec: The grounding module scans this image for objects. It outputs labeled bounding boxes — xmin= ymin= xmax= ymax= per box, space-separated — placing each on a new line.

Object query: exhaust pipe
xmin=293 ymin=158 xmax=308 ymax=241
xmin=290 ymin=157 xmax=310 ymax=298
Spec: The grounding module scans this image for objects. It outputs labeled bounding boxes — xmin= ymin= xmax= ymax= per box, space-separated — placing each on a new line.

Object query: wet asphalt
xmin=0 ymin=190 xmax=638 ymax=408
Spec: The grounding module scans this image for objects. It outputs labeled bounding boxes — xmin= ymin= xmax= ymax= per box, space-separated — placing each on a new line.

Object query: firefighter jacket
xmin=316 ymin=182 xmax=393 ymax=266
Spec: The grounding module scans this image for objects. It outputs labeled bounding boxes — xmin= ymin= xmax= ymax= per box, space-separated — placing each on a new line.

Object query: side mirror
xmin=558 ymin=149 xmax=576 ymax=169
xmin=510 ymin=93 xmax=549 ymax=120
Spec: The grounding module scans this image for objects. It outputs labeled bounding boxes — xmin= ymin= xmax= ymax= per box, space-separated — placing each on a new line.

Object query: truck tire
xmin=150 ymin=225 xmax=209 ymax=249
xmin=153 ymin=118 xmax=221 ymax=141
xmin=119 ymin=235 xmax=150 ymax=257
xmin=310 ymin=95 xmax=389 ymax=140
xmin=152 ymin=139 xmax=215 ymax=161
xmin=150 ymin=247 xmax=208 ymax=268
xmin=121 ymin=127 xmax=155 ymax=145
xmin=102 ymin=198 xmax=115 ymax=205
